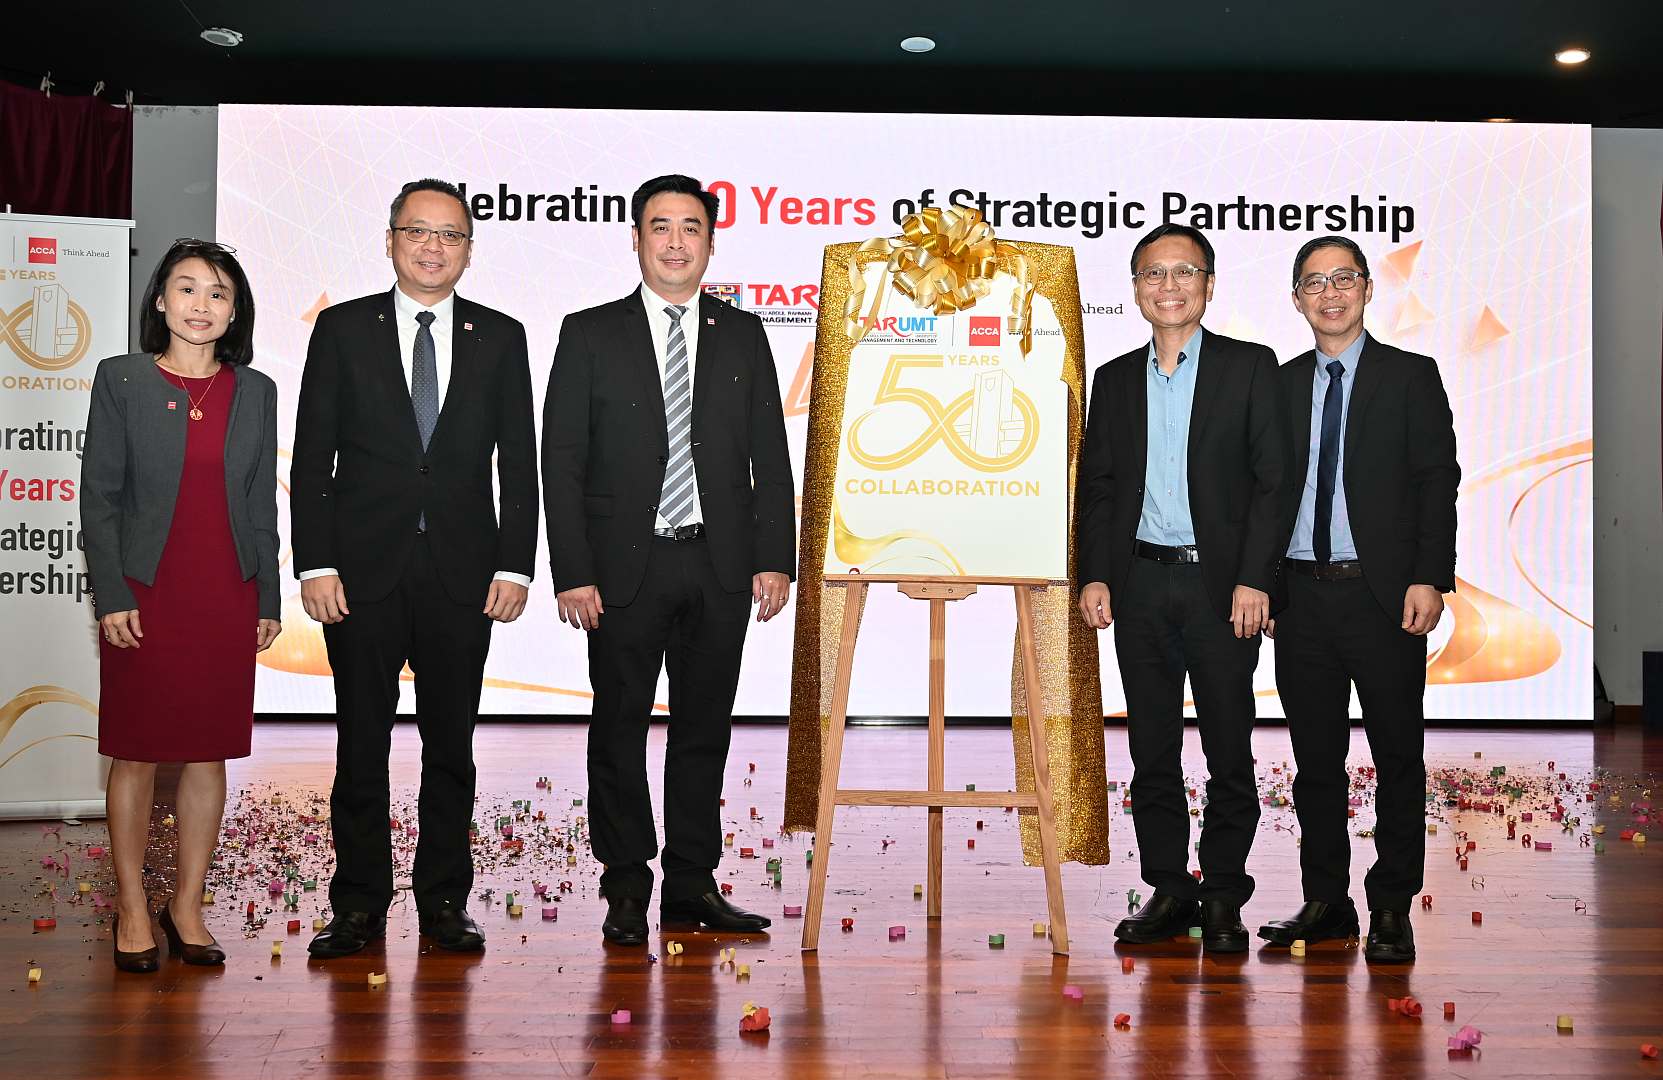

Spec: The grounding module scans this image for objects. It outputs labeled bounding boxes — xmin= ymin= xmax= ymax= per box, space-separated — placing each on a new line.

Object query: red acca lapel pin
xmin=464 ymin=321 xmax=473 ymax=331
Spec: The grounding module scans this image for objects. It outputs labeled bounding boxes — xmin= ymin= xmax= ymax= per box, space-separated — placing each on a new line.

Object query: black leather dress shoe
xmin=660 ymin=891 xmax=772 ymax=932
xmin=1257 ymin=899 xmax=1361 ymax=946
xmin=603 ymin=896 xmax=648 ymax=946
xmin=307 ymin=910 xmax=387 ymax=958
xmin=1113 ymin=893 xmax=1200 ymax=944
xmin=1364 ymin=909 xmax=1416 ymax=963
xmin=1200 ymin=900 xmax=1249 ymax=953
xmin=419 ymin=902 xmax=485 ymax=952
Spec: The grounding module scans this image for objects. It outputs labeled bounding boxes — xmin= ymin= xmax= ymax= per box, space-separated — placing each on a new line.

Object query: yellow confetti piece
xmin=508 ymin=904 xmax=523 ymax=917
xmin=77 ymin=881 xmax=91 ymax=894
xmin=1557 ymin=1014 xmax=1574 ymax=1030
xmin=1291 ymin=940 xmax=1306 ymax=957
xmin=1426 ymin=824 xmax=1437 ymax=835
xmin=913 ymin=884 xmax=923 ymax=898
xmin=738 ymin=963 xmax=751 ymax=978
xmin=367 ymin=972 xmax=388 ymax=987
xmin=1636 ymin=833 xmax=1648 ymax=844
xmin=313 ymin=917 xmax=327 ymax=931
xmin=666 ymin=940 xmax=684 ymax=955
xmin=270 ymin=941 xmax=282 ymax=957
xmin=1033 ymin=922 xmax=1047 ymax=935
xmin=27 ymin=968 xmax=42 ymax=983
xmin=201 ymin=890 xmax=215 ymax=904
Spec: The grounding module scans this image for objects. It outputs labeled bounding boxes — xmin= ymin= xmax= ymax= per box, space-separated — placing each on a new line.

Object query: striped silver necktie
xmin=658 ymin=304 xmax=695 ymax=526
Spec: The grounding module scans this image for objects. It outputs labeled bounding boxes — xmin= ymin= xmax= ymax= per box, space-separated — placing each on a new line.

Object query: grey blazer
xmin=80 ymin=352 xmax=281 ymax=621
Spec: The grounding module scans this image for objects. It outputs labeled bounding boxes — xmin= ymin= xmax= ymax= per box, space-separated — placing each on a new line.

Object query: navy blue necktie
xmin=1314 ymin=359 xmax=1346 ymax=564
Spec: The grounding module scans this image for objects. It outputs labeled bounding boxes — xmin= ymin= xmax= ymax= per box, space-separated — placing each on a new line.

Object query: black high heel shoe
xmin=160 ymin=900 xmax=226 ymax=966
xmin=112 ymin=913 xmax=160 ymax=974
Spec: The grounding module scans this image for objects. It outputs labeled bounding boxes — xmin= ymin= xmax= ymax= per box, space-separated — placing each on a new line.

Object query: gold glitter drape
xmin=782 ymin=235 xmax=1110 ymax=867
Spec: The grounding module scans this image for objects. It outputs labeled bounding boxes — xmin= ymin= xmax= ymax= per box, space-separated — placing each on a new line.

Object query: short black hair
xmin=138 ymin=241 xmax=256 ymax=366
xmin=1130 ymin=223 xmax=1215 ymax=277
xmin=1291 ymin=235 xmax=1371 ymax=289
xmin=389 ymin=178 xmax=473 ymax=235
xmin=630 ymin=174 xmax=720 ymax=232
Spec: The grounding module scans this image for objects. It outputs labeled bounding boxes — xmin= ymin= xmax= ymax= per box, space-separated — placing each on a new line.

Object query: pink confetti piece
xmin=783 ymin=905 xmax=803 ymax=917
xmin=611 ymin=1009 xmax=630 ymax=1024
xmin=1062 ymin=985 xmax=1084 ymax=1001
xmin=542 ymin=907 xmax=558 ymax=920
xmin=888 ymin=925 xmax=906 ymax=941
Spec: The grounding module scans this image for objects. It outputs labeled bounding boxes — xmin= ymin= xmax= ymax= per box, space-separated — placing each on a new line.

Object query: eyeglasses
xmin=392 ymin=226 xmax=471 ymax=246
xmin=1296 ymin=269 xmax=1367 ymax=294
xmin=171 ymin=237 xmax=237 ymax=254
xmin=1133 ymin=263 xmax=1209 ymax=286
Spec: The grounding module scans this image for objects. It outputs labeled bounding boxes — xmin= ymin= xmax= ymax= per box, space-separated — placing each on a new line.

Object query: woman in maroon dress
xmin=81 ymin=240 xmax=281 ymax=971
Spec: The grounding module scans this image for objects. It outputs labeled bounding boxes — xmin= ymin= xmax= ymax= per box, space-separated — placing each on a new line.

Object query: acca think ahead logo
xmin=27 ymin=238 xmax=57 ymax=264
xmin=968 ymin=316 xmax=1001 ymax=346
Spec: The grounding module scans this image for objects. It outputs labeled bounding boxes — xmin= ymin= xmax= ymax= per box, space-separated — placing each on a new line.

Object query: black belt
xmin=1286 ymin=558 xmax=1364 ymax=581
xmin=1135 ymin=540 xmax=1200 ymax=564
xmin=652 ymin=523 xmax=705 ymax=542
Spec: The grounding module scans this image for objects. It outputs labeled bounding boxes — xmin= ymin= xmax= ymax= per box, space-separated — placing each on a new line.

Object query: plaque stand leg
xmin=801 ymin=577 xmax=1070 ymax=955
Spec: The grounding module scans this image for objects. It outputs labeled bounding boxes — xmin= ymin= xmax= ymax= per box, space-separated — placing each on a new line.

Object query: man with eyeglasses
xmin=1257 ymin=235 xmax=1458 ymax=963
xmin=293 ymin=178 xmax=538 ymax=958
xmin=1077 ymin=223 xmax=1291 ymax=953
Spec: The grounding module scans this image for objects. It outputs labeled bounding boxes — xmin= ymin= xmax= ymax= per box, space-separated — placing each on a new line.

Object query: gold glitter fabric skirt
xmin=782 ymin=238 xmax=1110 ymax=866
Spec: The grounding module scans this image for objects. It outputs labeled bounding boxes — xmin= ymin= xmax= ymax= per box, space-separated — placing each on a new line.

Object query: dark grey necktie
xmin=411 ymin=309 xmax=439 ymax=450
xmin=658 ymin=304 xmax=696 ymax=526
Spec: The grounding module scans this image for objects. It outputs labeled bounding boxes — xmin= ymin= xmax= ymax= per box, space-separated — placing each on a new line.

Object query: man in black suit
xmin=542 ymin=174 xmax=795 ymax=946
xmin=1256 ymin=236 xmax=1459 ymax=963
xmin=1076 ymin=224 xmax=1291 ymax=954
xmin=293 ymin=179 xmax=539 ymax=957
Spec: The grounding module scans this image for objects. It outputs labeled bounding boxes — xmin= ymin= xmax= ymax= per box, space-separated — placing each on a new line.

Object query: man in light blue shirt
xmin=1284 ymin=330 xmax=1365 ymax=561
xmin=1257 ymin=235 xmax=1460 ymax=966
xmin=1076 ymin=224 xmax=1292 ymax=955
xmin=1136 ymin=327 xmax=1202 ymax=547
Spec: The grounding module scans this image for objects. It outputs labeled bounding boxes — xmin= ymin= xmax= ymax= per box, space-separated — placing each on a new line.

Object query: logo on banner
xmin=2 ymin=283 xmax=93 ymax=371
xmin=847 ymin=356 xmax=1039 ymax=473
xmin=967 ymin=316 xmax=1001 ymax=345
xmin=703 ymin=282 xmax=743 ymax=307
xmin=26 ymin=238 xmax=57 ymax=264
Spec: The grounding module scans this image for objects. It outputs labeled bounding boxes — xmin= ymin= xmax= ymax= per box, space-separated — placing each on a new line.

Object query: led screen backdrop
xmin=217 ymin=106 xmax=1591 ymax=719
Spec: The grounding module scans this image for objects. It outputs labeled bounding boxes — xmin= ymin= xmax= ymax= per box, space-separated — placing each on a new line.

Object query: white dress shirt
xmin=299 ymin=285 xmax=530 ymax=588
xmin=641 ymin=282 xmax=704 ymax=530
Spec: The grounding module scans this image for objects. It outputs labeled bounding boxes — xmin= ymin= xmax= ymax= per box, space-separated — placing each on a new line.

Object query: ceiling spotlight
xmin=1554 ymin=47 xmax=1590 ymax=65
xmin=1485 ymin=117 xmax=1514 ymax=123
xmin=900 ymin=36 xmax=936 ymax=54
xmin=201 ymin=27 xmax=244 ymax=48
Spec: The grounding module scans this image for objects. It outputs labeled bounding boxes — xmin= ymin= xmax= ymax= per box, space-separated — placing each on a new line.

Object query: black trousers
xmin=1275 ymin=571 xmax=1427 ymax=912
xmin=587 ymin=536 xmax=750 ymax=904
xmin=1114 ymin=557 xmax=1262 ymax=904
xmin=322 ymin=534 xmax=492 ymax=914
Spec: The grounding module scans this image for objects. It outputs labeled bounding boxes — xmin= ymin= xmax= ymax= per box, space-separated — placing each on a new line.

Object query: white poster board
xmin=0 ymin=212 xmax=132 ymax=819
xmin=825 ymin=263 xmax=1068 ymax=579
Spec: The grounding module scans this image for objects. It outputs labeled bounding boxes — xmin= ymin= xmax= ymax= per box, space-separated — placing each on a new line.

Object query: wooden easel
xmin=800 ymin=574 xmax=1070 ymax=955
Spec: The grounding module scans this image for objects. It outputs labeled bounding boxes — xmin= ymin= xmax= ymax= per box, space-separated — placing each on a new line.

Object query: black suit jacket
xmin=1277 ymin=335 xmax=1460 ymax=618
xmin=290 ymin=289 xmax=539 ymax=606
xmin=541 ymin=289 xmax=796 ymax=607
xmin=1076 ymin=328 xmax=1292 ymax=621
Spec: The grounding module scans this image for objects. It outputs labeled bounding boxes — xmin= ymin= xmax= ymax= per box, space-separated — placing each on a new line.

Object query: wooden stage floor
xmin=3 ymin=722 xmax=1661 ymax=1078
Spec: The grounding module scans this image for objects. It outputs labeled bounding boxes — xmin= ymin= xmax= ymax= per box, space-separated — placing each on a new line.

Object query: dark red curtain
xmin=0 ymin=80 xmax=132 ymax=218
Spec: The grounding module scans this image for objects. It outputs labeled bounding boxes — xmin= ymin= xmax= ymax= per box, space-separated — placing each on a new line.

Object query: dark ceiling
xmin=8 ymin=1 xmax=1662 ymax=125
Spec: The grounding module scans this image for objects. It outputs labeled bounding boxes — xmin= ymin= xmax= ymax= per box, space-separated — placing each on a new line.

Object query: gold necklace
xmin=156 ymin=358 xmax=222 ymax=420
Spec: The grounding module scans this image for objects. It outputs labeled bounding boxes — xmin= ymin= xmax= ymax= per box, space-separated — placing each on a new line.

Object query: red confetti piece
xmin=287 ymin=919 xmax=301 ymax=933
xmin=720 ymin=883 xmax=734 ymax=895
xmin=841 ymin=918 xmax=854 ymax=931
xmin=1113 ymin=1013 xmax=1132 ymax=1028
xmin=740 ymin=1005 xmax=771 ymax=1033
xmin=1471 ymin=911 xmax=1482 ymax=924
xmin=32 ymin=917 xmax=55 ymax=930
xmin=1420 ymin=895 xmax=1433 ymax=908
xmin=1641 ymin=1044 xmax=1658 ymax=1060
xmin=1121 ymin=958 xmax=1134 ymax=973
xmin=1444 ymin=1002 xmax=1456 ymax=1019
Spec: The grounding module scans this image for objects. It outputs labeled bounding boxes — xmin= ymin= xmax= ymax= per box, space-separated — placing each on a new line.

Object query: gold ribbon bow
xmin=844 ymin=206 xmax=1038 ymax=356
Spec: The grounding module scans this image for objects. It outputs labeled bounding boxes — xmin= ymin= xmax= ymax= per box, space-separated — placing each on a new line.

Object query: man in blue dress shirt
xmin=1256 ymin=235 xmax=1459 ymax=963
xmin=1076 ymin=224 xmax=1292 ymax=953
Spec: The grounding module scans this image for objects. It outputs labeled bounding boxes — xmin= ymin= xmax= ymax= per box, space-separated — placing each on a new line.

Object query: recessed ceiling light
xmin=1554 ymin=47 xmax=1590 ymax=65
xmin=900 ymin=36 xmax=936 ymax=54
xmin=1485 ymin=117 xmax=1514 ymax=123
xmin=201 ymin=27 xmax=244 ymax=48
